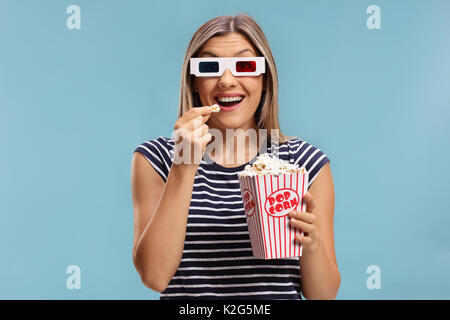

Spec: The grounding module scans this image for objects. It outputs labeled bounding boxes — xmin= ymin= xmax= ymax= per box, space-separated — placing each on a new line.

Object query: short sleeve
xmin=133 ymin=136 xmax=174 ymax=182
xmin=287 ymin=139 xmax=330 ymax=189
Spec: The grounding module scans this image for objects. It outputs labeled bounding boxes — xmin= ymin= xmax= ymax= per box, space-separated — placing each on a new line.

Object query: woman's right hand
xmin=172 ymin=106 xmax=213 ymax=167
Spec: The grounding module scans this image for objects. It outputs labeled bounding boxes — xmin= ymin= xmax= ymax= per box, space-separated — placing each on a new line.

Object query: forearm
xmin=133 ymin=164 xmax=197 ymax=290
xmin=299 ymin=241 xmax=341 ymax=299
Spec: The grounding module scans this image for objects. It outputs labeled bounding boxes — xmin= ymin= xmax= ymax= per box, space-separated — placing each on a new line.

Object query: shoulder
xmin=280 ymin=137 xmax=331 ymax=189
xmin=134 ymin=136 xmax=174 ymax=153
xmin=133 ymin=136 xmax=174 ymax=182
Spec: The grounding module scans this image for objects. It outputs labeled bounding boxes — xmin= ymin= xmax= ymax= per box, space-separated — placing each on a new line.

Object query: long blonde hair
xmin=178 ymin=13 xmax=294 ymax=143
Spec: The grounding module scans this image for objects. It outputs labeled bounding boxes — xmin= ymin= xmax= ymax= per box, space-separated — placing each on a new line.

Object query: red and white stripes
xmin=238 ymin=171 xmax=308 ymax=259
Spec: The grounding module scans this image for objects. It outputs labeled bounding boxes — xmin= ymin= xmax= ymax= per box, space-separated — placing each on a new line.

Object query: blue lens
xmin=199 ymin=61 xmax=219 ymax=73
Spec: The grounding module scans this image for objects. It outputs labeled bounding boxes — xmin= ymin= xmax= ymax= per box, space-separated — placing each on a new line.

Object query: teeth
xmin=217 ymin=96 xmax=243 ymax=103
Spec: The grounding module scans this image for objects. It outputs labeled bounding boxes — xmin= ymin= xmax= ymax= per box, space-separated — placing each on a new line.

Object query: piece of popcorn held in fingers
xmin=210 ymin=104 xmax=220 ymax=112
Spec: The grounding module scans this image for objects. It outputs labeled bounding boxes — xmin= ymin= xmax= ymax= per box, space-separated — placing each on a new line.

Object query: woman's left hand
xmin=288 ymin=191 xmax=320 ymax=254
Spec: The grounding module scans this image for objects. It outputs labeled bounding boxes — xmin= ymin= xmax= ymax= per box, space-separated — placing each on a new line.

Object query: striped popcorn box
xmin=238 ymin=169 xmax=308 ymax=259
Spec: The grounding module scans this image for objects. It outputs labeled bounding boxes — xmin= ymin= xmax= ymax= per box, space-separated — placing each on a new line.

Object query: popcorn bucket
xmin=238 ymin=169 xmax=309 ymax=259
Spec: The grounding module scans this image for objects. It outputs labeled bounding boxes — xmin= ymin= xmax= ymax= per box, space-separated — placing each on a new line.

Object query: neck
xmin=205 ymin=120 xmax=267 ymax=167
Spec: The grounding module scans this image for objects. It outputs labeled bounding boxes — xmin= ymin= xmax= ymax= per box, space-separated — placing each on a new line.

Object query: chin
xmin=217 ymin=118 xmax=255 ymax=133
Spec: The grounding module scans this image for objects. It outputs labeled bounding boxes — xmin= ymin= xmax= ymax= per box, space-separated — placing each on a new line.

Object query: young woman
xmin=131 ymin=14 xmax=340 ymax=300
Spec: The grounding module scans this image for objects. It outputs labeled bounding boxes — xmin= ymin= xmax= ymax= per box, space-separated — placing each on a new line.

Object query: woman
xmin=131 ymin=14 xmax=340 ymax=300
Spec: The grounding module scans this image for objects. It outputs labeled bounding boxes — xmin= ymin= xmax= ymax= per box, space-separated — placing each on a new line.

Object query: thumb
xmin=304 ymin=192 xmax=316 ymax=213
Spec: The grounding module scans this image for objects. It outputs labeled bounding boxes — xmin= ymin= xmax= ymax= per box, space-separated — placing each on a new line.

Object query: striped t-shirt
xmin=134 ymin=136 xmax=330 ymax=300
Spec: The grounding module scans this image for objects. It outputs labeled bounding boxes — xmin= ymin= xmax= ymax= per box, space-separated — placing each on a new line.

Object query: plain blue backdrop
xmin=1 ymin=0 xmax=449 ymax=299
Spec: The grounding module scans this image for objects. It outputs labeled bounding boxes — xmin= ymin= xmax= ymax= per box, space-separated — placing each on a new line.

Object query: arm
xmin=131 ymin=153 xmax=198 ymax=292
xmin=289 ymin=162 xmax=341 ymax=299
xmin=131 ymin=106 xmax=213 ymax=292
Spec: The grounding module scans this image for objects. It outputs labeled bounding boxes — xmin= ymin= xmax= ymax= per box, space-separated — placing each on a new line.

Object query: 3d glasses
xmin=190 ymin=57 xmax=265 ymax=77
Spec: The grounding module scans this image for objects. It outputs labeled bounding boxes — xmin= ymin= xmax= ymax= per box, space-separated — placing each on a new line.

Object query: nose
xmin=218 ymin=68 xmax=237 ymax=88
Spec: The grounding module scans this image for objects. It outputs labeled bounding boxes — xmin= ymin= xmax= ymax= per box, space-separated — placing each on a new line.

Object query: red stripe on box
xmin=271 ymin=176 xmax=276 ymax=258
xmin=276 ymin=175 xmax=280 ymax=258
xmin=250 ymin=177 xmax=262 ymax=258
xmin=254 ymin=178 xmax=262 ymax=258
xmin=277 ymin=176 xmax=283 ymax=257
xmin=294 ymin=172 xmax=299 ymax=256
xmin=244 ymin=177 xmax=256 ymax=257
xmin=289 ymin=173 xmax=293 ymax=256
xmin=255 ymin=177 xmax=263 ymax=257
xmin=256 ymin=175 xmax=268 ymax=259
xmin=299 ymin=173 xmax=305 ymax=257
xmin=283 ymin=174 xmax=286 ymax=257
xmin=264 ymin=175 xmax=274 ymax=259
xmin=254 ymin=177 xmax=263 ymax=257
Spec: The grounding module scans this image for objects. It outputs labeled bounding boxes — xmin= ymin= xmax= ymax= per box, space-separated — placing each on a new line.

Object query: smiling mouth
xmin=214 ymin=96 xmax=245 ymax=108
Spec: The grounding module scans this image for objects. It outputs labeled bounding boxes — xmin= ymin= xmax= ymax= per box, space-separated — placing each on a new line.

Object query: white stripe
xmin=188 ymin=215 xmax=245 ymax=220
xmin=187 ymin=223 xmax=248 ymax=227
xmin=308 ymin=155 xmax=327 ymax=187
xmin=144 ymin=140 xmax=171 ymax=171
xmin=160 ymin=290 xmax=299 ymax=297
xmin=287 ymin=140 xmax=303 ymax=147
xmin=189 ymin=206 xmax=244 ymax=213
xmin=184 ymin=239 xmax=250 ymax=244
xmin=172 ymin=273 xmax=300 ymax=280
xmin=137 ymin=146 xmax=167 ymax=180
xmin=192 ymin=182 xmax=241 ymax=192
xmin=158 ymin=136 xmax=175 ymax=145
xmin=290 ymin=141 xmax=307 ymax=155
xmin=177 ymin=264 xmax=299 ymax=271
xmin=294 ymin=145 xmax=313 ymax=166
xmin=192 ymin=190 xmax=242 ymax=199
xmin=302 ymin=148 xmax=320 ymax=168
xmin=195 ymin=174 xmax=239 ymax=184
xmin=186 ymin=231 xmax=249 ymax=236
xmin=150 ymin=139 xmax=172 ymax=162
xmin=196 ymin=166 xmax=241 ymax=176
xmin=308 ymin=153 xmax=326 ymax=173
xmin=190 ymin=198 xmax=243 ymax=205
xmin=183 ymin=248 xmax=252 ymax=253
xmin=274 ymin=142 xmax=306 ymax=156
xmin=181 ymin=256 xmax=265 ymax=262
xmin=167 ymin=282 xmax=300 ymax=288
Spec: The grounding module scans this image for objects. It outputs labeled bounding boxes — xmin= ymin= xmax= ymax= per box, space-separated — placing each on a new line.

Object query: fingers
xmin=288 ymin=209 xmax=316 ymax=224
xmin=303 ymin=191 xmax=316 ymax=213
xmin=289 ymin=217 xmax=315 ymax=234
xmin=176 ymin=116 xmax=208 ymax=132
xmin=176 ymin=106 xmax=212 ymax=126
xmin=198 ymin=123 xmax=210 ymax=138
xmin=172 ymin=106 xmax=213 ymax=165
xmin=202 ymin=132 xmax=213 ymax=148
xmin=295 ymin=233 xmax=312 ymax=244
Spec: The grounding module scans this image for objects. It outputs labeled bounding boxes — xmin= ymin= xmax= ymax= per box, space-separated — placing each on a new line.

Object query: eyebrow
xmin=199 ymin=48 xmax=255 ymax=57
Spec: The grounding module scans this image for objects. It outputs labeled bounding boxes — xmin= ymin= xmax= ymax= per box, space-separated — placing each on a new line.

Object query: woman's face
xmin=193 ymin=32 xmax=265 ymax=132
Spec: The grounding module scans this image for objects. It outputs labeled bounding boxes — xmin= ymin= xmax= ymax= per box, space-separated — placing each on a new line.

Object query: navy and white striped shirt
xmin=134 ymin=136 xmax=330 ymax=300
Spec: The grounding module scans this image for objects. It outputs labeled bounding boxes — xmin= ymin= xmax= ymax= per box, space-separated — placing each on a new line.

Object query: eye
xmin=199 ymin=61 xmax=219 ymax=73
xmin=236 ymin=61 xmax=256 ymax=72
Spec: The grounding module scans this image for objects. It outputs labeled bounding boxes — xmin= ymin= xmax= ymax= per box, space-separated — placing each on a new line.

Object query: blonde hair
xmin=178 ymin=13 xmax=294 ymax=143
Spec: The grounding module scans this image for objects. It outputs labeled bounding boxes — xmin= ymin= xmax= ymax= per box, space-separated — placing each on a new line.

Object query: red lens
xmin=236 ymin=61 xmax=256 ymax=72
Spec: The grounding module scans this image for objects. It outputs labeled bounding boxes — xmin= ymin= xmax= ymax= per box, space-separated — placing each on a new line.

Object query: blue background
xmin=1 ymin=0 xmax=449 ymax=299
